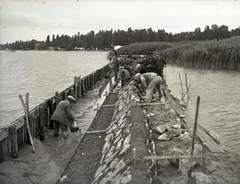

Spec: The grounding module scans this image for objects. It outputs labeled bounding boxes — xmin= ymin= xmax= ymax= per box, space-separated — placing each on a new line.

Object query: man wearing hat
xmin=51 ymin=95 xmax=76 ymax=139
xmin=134 ymin=72 xmax=163 ymax=103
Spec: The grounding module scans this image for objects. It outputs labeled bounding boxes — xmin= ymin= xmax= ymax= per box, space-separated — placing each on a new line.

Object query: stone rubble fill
xmin=91 ymin=83 xmax=134 ymax=184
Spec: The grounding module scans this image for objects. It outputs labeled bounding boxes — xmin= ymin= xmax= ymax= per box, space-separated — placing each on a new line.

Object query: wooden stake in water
xmin=202 ymin=143 xmax=206 ymax=174
xmin=182 ymin=84 xmax=191 ymax=99
xmin=178 ymin=72 xmax=184 ymax=99
xmin=19 ymin=94 xmax=36 ymax=153
xmin=185 ymin=73 xmax=190 ymax=100
xmin=188 ymin=96 xmax=200 ymax=179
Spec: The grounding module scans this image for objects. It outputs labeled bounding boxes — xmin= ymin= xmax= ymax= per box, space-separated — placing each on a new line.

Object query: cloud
xmin=1 ymin=12 xmax=37 ymax=29
xmin=0 ymin=0 xmax=240 ymax=44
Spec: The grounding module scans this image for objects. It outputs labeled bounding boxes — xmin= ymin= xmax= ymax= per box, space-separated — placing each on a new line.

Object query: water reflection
xmin=164 ymin=65 xmax=240 ymax=154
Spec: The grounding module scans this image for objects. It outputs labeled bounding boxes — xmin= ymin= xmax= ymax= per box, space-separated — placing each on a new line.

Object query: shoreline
xmin=0 ymin=63 xmax=111 ymax=163
xmin=0 ymin=77 xmax=113 ymax=184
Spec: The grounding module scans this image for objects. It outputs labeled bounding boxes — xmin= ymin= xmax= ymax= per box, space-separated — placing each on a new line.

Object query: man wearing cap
xmin=142 ymin=52 xmax=157 ymax=73
xmin=51 ymin=95 xmax=76 ymax=139
xmin=155 ymin=53 xmax=166 ymax=79
xmin=134 ymin=72 xmax=163 ymax=103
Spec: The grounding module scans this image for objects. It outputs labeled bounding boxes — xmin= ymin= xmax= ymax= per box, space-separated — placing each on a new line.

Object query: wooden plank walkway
xmin=163 ymin=88 xmax=225 ymax=153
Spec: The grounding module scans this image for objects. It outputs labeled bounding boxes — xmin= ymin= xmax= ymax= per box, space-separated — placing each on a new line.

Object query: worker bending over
xmin=134 ymin=72 xmax=163 ymax=103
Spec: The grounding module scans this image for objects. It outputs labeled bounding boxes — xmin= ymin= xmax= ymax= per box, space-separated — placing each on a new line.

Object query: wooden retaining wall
xmin=0 ymin=64 xmax=110 ymax=163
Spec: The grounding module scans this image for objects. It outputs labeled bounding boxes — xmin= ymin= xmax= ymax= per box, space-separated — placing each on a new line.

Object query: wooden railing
xmin=0 ymin=64 xmax=110 ymax=163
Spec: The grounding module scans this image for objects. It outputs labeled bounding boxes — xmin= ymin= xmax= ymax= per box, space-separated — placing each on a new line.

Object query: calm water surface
xmin=164 ymin=66 xmax=240 ymax=154
xmin=0 ymin=51 xmax=240 ymax=154
xmin=0 ymin=51 xmax=109 ymax=128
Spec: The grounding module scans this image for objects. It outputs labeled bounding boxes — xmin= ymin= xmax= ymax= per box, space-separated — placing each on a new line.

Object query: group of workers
xmin=109 ymin=51 xmax=166 ymax=103
xmin=50 ymin=51 xmax=167 ymax=139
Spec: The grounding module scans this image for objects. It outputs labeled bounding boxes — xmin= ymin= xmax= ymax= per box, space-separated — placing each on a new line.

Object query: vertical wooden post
xmin=45 ymin=104 xmax=49 ymax=128
xmin=69 ymin=88 xmax=73 ymax=97
xmin=22 ymin=123 xmax=26 ymax=145
xmin=89 ymin=74 xmax=92 ymax=88
xmin=97 ymin=70 xmax=99 ymax=81
xmin=33 ymin=115 xmax=39 ymax=138
xmin=54 ymin=92 xmax=61 ymax=137
xmin=92 ymin=74 xmax=94 ymax=87
xmin=26 ymin=93 xmax=29 ymax=111
xmin=28 ymin=115 xmax=34 ymax=137
xmin=188 ymin=96 xmax=201 ymax=179
xmin=78 ymin=76 xmax=82 ymax=97
xmin=48 ymin=99 xmax=54 ymax=129
xmin=85 ymin=76 xmax=88 ymax=91
xmin=9 ymin=125 xmax=18 ymax=159
xmin=39 ymin=106 xmax=45 ymax=140
xmin=86 ymin=77 xmax=89 ymax=90
xmin=74 ymin=76 xmax=78 ymax=99
xmin=84 ymin=78 xmax=87 ymax=92
xmin=55 ymin=91 xmax=61 ymax=107
xmin=93 ymin=73 xmax=96 ymax=84
xmin=202 ymin=143 xmax=206 ymax=174
xmin=25 ymin=93 xmax=33 ymax=139
xmin=64 ymin=89 xmax=68 ymax=99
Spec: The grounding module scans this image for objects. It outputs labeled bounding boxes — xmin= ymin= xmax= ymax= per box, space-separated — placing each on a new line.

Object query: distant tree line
xmin=0 ymin=24 xmax=240 ymax=51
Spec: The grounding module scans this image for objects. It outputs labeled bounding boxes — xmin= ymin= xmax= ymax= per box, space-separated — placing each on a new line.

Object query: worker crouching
xmin=134 ymin=72 xmax=163 ymax=103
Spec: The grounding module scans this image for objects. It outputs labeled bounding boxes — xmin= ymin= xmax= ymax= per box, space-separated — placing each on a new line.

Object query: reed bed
xmin=117 ymin=36 xmax=240 ymax=71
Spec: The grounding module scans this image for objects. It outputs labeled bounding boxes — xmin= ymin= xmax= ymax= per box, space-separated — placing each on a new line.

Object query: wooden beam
xmin=142 ymin=155 xmax=204 ymax=160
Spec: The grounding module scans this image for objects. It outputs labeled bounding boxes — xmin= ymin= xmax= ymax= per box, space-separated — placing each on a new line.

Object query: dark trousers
xmin=157 ymin=69 xmax=164 ymax=79
xmin=53 ymin=121 xmax=68 ymax=137
xmin=54 ymin=121 xmax=60 ymax=137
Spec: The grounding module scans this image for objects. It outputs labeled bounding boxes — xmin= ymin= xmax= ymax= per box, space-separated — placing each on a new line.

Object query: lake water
xmin=164 ymin=66 xmax=240 ymax=154
xmin=0 ymin=51 xmax=109 ymax=128
xmin=0 ymin=50 xmax=240 ymax=154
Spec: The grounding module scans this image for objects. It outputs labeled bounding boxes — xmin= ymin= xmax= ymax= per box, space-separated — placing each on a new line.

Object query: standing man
xmin=155 ymin=53 xmax=166 ymax=80
xmin=134 ymin=72 xmax=163 ymax=103
xmin=109 ymin=57 xmax=119 ymax=82
xmin=143 ymin=52 xmax=158 ymax=73
xmin=108 ymin=45 xmax=119 ymax=82
xmin=51 ymin=95 xmax=76 ymax=139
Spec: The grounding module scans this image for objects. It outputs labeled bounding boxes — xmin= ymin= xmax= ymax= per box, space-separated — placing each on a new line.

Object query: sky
xmin=0 ymin=0 xmax=240 ymax=44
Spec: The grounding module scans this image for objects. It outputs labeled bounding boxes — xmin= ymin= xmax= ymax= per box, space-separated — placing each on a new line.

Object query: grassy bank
xmin=117 ymin=36 xmax=240 ymax=71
